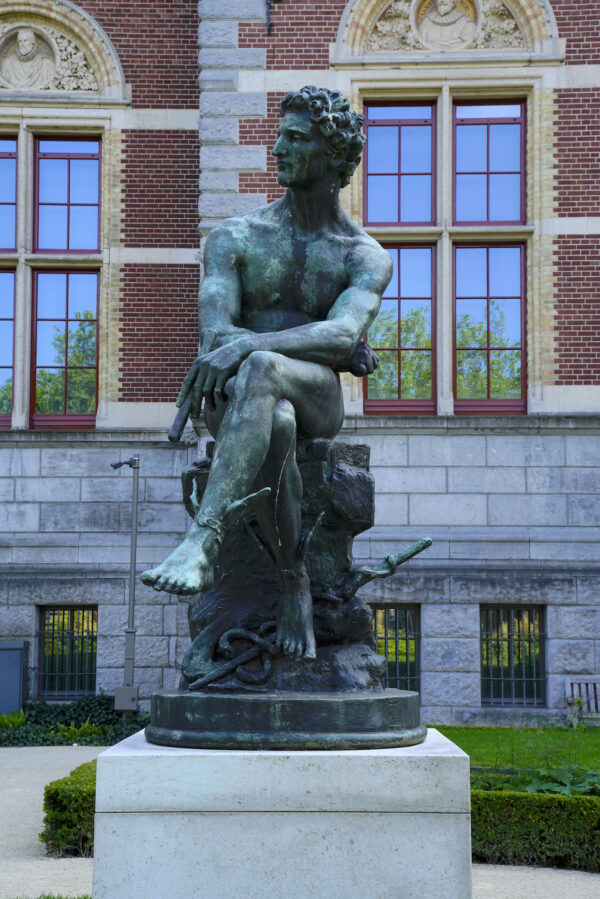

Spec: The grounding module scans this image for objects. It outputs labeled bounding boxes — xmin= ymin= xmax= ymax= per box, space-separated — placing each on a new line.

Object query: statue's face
xmin=436 ymin=0 xmax=456 ymax=15
xmin=17 ymin=30 xmax=36 ymax=58
xmin=272 ymin=111 xmax=335 ymax=189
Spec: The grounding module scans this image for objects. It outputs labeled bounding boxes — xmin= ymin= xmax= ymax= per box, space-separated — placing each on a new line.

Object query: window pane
xmin=38 ymin=206 xmax=67 ymax=250
xmin=400 ymin=247 xmax=431 ymax=297
xmin=456 ymin=174 xmax=487 ymax=221
xmin=490 ymin=298 xmax=521 ymax=347
xmin=367 ymin=176 xmax=398 ymax=221
xmin=69 ymin=206 xmax=99 ymax=250
xmin=0 ymin=321 xmax=12 ymax=365
xmin=490 ymin=124 xmax=521 ymax=172
xmin=67 ymin=321 xmax=96 ymax=366
xmin=368 ymin=106 xmax=432 ymax=120
xmin=400 ymin=175 xmax=431 ymax=221
xmin=489 ymin=247 xmax=521 ymax=296
xmin=382 ymin=248 xmax=398 ymax=298
xmin=39 ymin=159 xmax=68 ymax=203
xmin=368 ymin=351 xmax=398 ymax=399
xmin=70 ymin=160 xmax=99 ymax=204
xmin=0 ymin=369 xmax=12 ymax=414
xmin=368 ymin=127 xmax=398 ymax=174
xmin=456 ymin=350 xmax=487 ymax=398
xmin=401 ymin=351 xmax=431 ymax=399
xmin=490 ymin=350 xmax=521 ymax=398
xmin=456 ymin=105 xmax=521 ymax=119
xmin=37 ymin=321 xmax=66 ymax=366
xmin=456 ymin=299 xmax=487 ymax=347
xmin=369 ymin=300 xmax=398 ymax=347
xmin=39 ymin=140 xmax=100 ymax=154
xmin=456 ymin=247 xmax=487 ymax=296
xmin=0 ymin=272 xmax=14 ymax=316
xmin=456 ymin=125 xmax=487 ymax=173
xmin=69 ymin=273 xmax=98 ymax=318
xmin=0 ymin=205 xmax=15 ymax=249
xmin=37 ymin=273 xmax=67 ymax=318
xmin=66 ymin=369 xmax=96 ymax=414
xmin=0 ymin=158 xmax=16 ymax=202
xmin=0 ymin=140 xmax=17 ymax=153
xmin=36 ymin=368 xmax=65 ymax=413
xmin=490 ymin=174 xmax=521 ymax=221
xmin=401 ymin=301 xmax=431 ymax=348
xmin=401 ymin=126 xmax=431 ymax=173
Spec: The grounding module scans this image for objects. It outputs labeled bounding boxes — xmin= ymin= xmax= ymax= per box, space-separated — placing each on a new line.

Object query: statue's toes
xmin=140 ymin=568 xmax=157 ymax=586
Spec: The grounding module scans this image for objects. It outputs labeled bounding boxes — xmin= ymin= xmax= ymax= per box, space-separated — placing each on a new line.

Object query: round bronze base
xmin=145 ymin=689 xmax=427 ymax=750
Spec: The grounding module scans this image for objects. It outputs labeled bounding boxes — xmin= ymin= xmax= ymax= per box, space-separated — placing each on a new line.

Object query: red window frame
xmin=30 ymin=269 xmax=99 ymax=429
xmin=453 ymin=101 xmax=526 ymax=226
xmin=363 ymin=103 xmax=437 ymax=227
xmin=364 ymin=244 xmax=437 ymax=415
xmin=453 ymin=243 xmax=527 ymax=415
xmin=0 ymin=138 xmax=17 ymax=252
xmin=0 ymin=269 xmax=16 ymax=429
xmin=34 ymin=137 xmax=101 ymax=254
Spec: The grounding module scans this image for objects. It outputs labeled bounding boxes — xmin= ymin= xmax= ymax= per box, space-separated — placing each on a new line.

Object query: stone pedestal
xmin=93 ymin=729 xmax=472 ymax=899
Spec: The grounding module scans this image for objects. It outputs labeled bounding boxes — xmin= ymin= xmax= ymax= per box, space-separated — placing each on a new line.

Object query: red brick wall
xmin=239 ymin=93 xmax=285 ymax=202
xmin=238 ymin=0 xmax=347 ymax=69
xmin=123 ymin=131 xmax=200 ymax=247
xmin=554 ymin=237 xmax=600 ymax=385
xmin=555 ymin=90 xmax=600 ymax=217
xmin=119 ymin=265 xmax=200 ymax=402
xmin=77 ymin=1 xmax=198 ymax=107
xmin=553 ymin=1 xmax=600 ymax=65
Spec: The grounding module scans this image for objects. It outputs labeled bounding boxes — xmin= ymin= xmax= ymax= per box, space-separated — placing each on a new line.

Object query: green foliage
xmin=52 ymin=716 xmax=108 ymax=742
xmin=39 ymin=761 xmax=97 ymax=858
xmin=523 ymin=766 xmax=600 ymax=797
xmin=0 ymin=374 xmax=12 ymax=414
xmin=35 ymin=310 xmax=96 ymax=414
xmin=472 ymin=789 xmax=600 ymax=871
xmin=0 ymin=708 xmax=27 ymax=728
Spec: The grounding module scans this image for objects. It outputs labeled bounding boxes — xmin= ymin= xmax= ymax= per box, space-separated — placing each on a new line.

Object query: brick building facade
xmin=1 ymin=0 xmax=600 ymax=722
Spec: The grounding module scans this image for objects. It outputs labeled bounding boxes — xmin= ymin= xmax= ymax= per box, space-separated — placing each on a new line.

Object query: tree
xmin=36 ymin=310 xmax=96 ymax=414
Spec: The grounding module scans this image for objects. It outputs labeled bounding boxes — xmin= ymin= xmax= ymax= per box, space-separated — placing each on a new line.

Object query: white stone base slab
xmin=93 ymin=728 xmax=472 ymax=899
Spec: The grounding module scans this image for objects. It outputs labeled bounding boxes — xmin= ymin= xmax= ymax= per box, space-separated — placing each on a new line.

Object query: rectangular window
xmin=454 ymin=244 xmax=525 ymax=414
xmin=364 ymin=104 xmax=435 ymax=226
xmin=372 ymin=605 xmax=420 ymax=691
xmin=0 ymin=270 xmax=15 ymax=427
xmin=0 ymin=138 xmax=17 ymax=251
xmin=31 ymin=270 xmax=99 ymax=428
xmin=34 ymin=138 xmax=101 ymax=252
xmin=454 ymin=102 xmax=525 ymax=225
xmin=481 ymin=606 xmax=545 ymax=707
xmin=38 ymin=606 xmax=97 ymax=699
xmin=365 ymin=245 xmax=436 ymax=413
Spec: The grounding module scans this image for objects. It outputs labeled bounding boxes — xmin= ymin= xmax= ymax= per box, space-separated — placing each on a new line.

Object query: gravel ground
xmin=1 ymin=745 xmax=599 ymax=899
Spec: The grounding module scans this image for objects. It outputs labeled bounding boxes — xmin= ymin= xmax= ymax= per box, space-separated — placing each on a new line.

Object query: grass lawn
xmin=436 ymin=725 xmax=600 ymax=771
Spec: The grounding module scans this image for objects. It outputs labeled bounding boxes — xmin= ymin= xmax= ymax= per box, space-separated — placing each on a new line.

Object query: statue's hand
xmin=335 ymin=340 xmax=379 ymax=377
xmin=182 ymin=343 xmax=246 ymax=415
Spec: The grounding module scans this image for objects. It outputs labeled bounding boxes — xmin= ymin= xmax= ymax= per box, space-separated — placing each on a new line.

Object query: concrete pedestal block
xmin=93 ymin=728 xmax=472 ymax=899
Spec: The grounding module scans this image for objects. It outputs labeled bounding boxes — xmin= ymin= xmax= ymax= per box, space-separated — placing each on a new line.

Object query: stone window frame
xmin=480 ymin=604 xmax=546 ymax=707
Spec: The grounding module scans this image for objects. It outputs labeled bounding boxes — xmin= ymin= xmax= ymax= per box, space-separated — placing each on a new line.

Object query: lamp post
xmin=111 ymin=456 xmax=140 ymax=715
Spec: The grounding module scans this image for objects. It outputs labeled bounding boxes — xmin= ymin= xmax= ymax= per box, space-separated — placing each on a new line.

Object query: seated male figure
xmin=142 ymin=86 xmax=392 ymax=660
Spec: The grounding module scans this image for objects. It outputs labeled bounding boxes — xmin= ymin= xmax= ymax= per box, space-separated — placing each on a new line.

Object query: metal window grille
xmin=372 ymin=605 xmax=420 ymax=691
xmin=38 ymin=606 xmax=97 ymax=699
xmin=481 ymin=606 xmax=545 ymax=707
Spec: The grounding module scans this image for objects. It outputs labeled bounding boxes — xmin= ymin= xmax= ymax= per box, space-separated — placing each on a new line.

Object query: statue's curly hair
xmin=280 ymin=86 xmax=366 ymax=188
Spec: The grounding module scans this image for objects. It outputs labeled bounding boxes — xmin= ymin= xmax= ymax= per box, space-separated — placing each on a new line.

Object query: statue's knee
xmin=236 ymin=351 xmax=281 ymax=393
xmin=272 ymin=399 xmax=296 ymax=444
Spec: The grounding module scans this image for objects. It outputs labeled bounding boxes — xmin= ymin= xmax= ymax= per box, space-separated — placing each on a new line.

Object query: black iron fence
xmin=481 ymin=605 xmax=546 ymax=706
xmin=37 ymin=606 xmax=97 ymax=699
xmin=372 ymin=605 xmax=420 ymax=692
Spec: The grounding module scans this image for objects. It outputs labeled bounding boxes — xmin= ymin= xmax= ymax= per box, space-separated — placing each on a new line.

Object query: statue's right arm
xmin=198 ymin=224 xmax=253 ymax=348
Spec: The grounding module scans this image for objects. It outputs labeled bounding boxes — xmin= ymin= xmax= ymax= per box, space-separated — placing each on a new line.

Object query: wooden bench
xmin=565 ymin=676 xmax=600 ymax=720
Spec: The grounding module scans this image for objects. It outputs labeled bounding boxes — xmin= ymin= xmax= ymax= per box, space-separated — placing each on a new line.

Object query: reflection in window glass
xmin=36 ymin=138 xmax=101 ymax=251
xmin=455 ymin=105 xmax=521 ymax=119
xmin=38 ymin=206 xmax=68 ymax=250
xmin=401 ymin=126 xmax=431 ymax=173
xmin=0 ymin=141 xmax=17 ymax=250
xmin=456 ymin=248 xmax=487 ymax=297
xmin=37 ymin=273 xmax=67 ymax=318
xmin=368 ymin=351 xmax=398 ymax=399
xmin=367 ymin=176 xmax=398 ymax=222
xmin=368 ymin=106 xmax=432 ymax=120
xmin=69 ymin=206 xmax=99 ymax=250
xmin=368 ymin=128 xmax=398 ymax=173
xmin=0 ymin=271 xmax=14 ymax=417
xmin=39 ymin=140 xmax=100 ymax=154
xmin=400 ymin=175 xmax=431 ymax=222
xmin=39 ymin=159 xmax=68 ymax=203
xmin=401 ymin=350 xmax=431 ymax=399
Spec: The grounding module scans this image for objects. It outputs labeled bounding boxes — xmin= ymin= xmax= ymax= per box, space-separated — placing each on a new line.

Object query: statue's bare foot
xmin=275 ymin=565 xmax=316 ymax=660
xmin=141 ymin=524 xmax=220 ymax=596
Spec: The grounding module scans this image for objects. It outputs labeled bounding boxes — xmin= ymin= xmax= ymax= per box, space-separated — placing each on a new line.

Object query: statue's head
xmin=276 ymin=86 xmax=365 ymax=189
xmin=436 ymin=0 xmax=457 ymax=15
xmin=17 ymin=29 xmax=37 ymax=60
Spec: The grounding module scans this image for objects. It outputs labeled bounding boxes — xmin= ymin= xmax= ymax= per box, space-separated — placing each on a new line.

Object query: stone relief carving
xmin=0 ymin=23 xmax=99 ymax=91
xmin=367 ymin=0 xmax=525 ymax=53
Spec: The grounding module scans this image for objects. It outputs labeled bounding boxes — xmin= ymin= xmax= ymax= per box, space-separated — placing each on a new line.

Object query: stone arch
xmin=335 ymin=0 xmax=561 ymax=57
xmin=0 ymin=0 xmax=126 ymax=97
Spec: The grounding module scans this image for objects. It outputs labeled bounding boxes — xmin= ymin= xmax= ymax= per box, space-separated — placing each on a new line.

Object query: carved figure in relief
xmin=418 ymin=0 xmax=476 ymax=49
xmin=0 ymin=29 xmax=55 ymax=89
xmin=141 ymin=87 xmax=392 ymax=660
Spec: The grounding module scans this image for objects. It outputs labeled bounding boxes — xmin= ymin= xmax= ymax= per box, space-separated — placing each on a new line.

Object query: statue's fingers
xmin=191 ymin=370 xmax=206 ymax=417
xmin=177 ymin=360 xmax=200 ymax=406
xmin=214 ymin=372 xmax=229 ymax=402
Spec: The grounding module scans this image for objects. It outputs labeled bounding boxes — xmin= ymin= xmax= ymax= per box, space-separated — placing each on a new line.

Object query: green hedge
xmin=39 ymin=761 xmax=97 ymax=857
xmin=472 ymin=789 xmax=600 ymax=871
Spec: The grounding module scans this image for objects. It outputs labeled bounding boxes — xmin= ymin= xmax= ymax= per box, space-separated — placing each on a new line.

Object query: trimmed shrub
xmin=472 ymin=789 xmax=600 ymax=872
xmin=39 ymin=761 xmax=97 ymax=857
